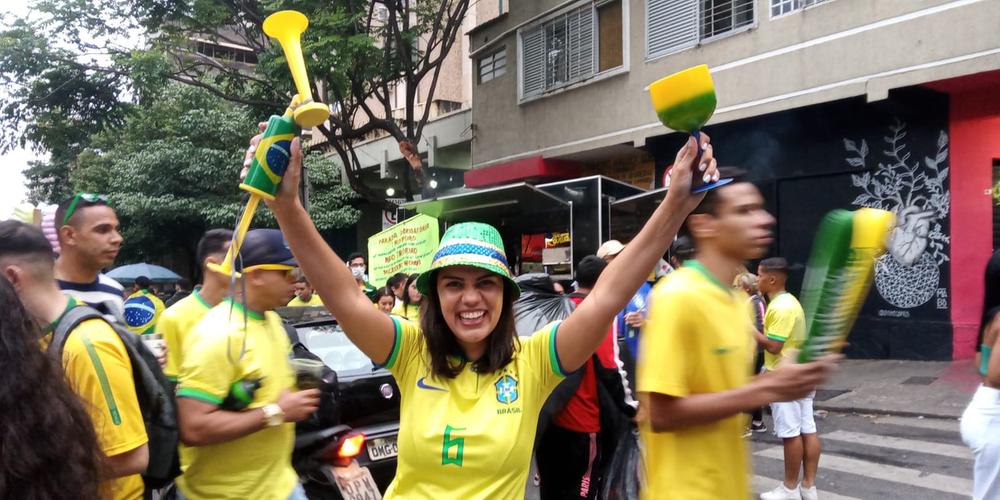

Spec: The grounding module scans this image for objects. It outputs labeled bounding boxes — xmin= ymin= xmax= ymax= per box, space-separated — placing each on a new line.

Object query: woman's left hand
xmin=664 ymin=133 xmax=719 ymax=214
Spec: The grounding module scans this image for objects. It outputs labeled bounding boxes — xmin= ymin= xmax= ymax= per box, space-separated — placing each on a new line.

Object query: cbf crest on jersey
xmin=495 ymin=374 xmax=518 ymax=405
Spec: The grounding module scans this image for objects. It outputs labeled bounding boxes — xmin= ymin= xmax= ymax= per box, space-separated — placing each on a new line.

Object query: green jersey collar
xmin=224 ymin=298 xmax=265 ymax=320
xmin=684 ymin=260 xmax=731 ymax=293
xmin=193 ymin=289 xmax=211 ymax=309
xmin=42 ymin=296 xmax=78 ymax=334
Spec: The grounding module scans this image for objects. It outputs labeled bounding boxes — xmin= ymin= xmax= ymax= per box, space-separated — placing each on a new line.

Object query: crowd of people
xmin=4 ymin=125 xmax=997 ymax=500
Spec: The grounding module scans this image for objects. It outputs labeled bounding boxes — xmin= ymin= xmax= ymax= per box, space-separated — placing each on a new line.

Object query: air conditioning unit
xmin=375 ymin=6 xmax=389 ymax=22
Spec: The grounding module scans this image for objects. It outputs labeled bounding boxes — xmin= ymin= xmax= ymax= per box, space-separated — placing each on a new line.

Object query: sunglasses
xmin=62 ymin=193 xmax=110 ymax=225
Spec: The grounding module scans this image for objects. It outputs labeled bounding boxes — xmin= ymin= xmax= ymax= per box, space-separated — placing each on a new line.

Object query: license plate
xmin=330 ymin=462 xmax=382 ymax=500
xmin=366 ymin=436 xmax=398 ymax=461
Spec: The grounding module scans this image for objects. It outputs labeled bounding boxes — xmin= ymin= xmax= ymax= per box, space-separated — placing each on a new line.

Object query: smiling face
xmin=435 ymin=266 xmax=505 ymax=360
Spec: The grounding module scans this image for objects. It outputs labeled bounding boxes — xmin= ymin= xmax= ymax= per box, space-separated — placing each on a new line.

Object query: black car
xmin=282 ymin=309 xmax=400 ymax=499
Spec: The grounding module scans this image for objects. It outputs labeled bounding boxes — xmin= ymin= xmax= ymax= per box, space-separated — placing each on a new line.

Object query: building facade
xmin=467 ymin=0 xmax=1000 ymax=360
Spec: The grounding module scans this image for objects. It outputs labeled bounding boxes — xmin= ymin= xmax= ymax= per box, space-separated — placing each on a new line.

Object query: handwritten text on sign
xmin=368 ymin=214 xmax=439 ymax=287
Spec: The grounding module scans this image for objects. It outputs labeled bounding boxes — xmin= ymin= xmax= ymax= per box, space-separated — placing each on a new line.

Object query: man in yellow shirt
xmin=286 ymin=276 xmax=323 ymax=307
xmin=123 ymin=275 xmax=166 ymax=334
xmin=0 ymin=221 xmax=148 ymax=500
xmin=158 ymin=229 xmax=233 ymax=384
xmin=175 ymin=229 xmax=319 ymax=499
xmin=757 ymin=257 xmax=820 ymax=500
xmin=637 ymin=169 xmax=838 ymax=500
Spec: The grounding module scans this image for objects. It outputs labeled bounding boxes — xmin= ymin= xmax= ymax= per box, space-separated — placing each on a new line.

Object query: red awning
xmin=464 ymin=156 xmax=581 ymax=188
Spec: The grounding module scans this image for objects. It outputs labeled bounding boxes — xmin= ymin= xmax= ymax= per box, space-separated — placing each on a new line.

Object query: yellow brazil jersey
xmin=175 ymin=299 xmax=297 ymax=500
xmin=383 ymin=316 xmax=565 ymax=499
xmin=43 ymin=313 xmax=148 ymax=500
xmin=763 ymin=291 xmax=806 ymax=370
xmin=637 ymin=262 xmax=753 ymax=500
xmin=123 ymin=289 xmax=165 ymax=335
xmin=390 ymin=302 xmax=421 ymax=322
xmin=286 ymin=294 xmax=324 ymax=307
xmin=158 ymin=289 xmax=213 ymax=381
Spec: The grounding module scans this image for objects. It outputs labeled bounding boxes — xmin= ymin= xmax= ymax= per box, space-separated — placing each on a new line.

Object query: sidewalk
xmin=815 ymin=359 xmax=979 ymax=420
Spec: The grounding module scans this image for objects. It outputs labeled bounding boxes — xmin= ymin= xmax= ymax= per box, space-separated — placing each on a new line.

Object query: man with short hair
xmin=287 ymin=276 xmax=323 ymax=307
xmin=123 ymin=275 xmax=166 ymax=334
xmin=157 ymin=229 xmax=233 ymax=384
xmin=638 ymin=166 xmax=837 ymax=500
xmin=347 ymin=251 xmax=377 ymax=300
xmin=176 ymin=229 xmax=320 ymax=499
xmin=0 ymin=220 xmax=148 ymax=500
xmin=757 ymin=257 xmax=820 ymax=500
xmin=54 ymin=193 xmax=126 ymax=322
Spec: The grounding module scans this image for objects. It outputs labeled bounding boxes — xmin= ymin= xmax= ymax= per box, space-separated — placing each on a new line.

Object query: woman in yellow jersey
xmin=0 ymin=272 xmax=104 ymax=500
xmin=261 ymin=133 xmax=719 ymax=499
xmin=375 ymin=287 xmax=396 ymax=314
xmin=391 ymin=273 xmax=422 ymax=322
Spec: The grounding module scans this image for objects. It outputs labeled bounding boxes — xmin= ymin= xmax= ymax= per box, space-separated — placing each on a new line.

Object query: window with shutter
xmin=521 ymin=27 xmax=545 ymax=97
xmin=647 ymin=0 xmax=755 ymax=59
xmin=518 ymin=1 xmax=622 ymax=101
xmin=646 ymin=0 xmax=698 ymax=59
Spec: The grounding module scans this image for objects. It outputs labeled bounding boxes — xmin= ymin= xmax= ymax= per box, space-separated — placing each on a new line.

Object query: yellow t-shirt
xmin=390 ymin=302 xmax=421 ymax=322
xmin=383 ymin=317 xmax=565 ymax=499
xmin=763 ymin=291 xmax=806 ymax=371
xmin=158 ymin=289 xmax=213 ymax=381
xmin=175 ymin=299 xmax=297 ymax=500
xmin=45 ymin=315 xmax=148 ymax=500
xmin=637 ymin=262 xmax=752 ymax=500
xmin=286 ymin=294 xmax=324 ymax=307
xmin=123 ymin=289 xmax=165 ymax=335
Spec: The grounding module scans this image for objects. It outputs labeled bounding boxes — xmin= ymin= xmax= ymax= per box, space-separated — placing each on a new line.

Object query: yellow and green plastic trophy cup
xmin=208 ymin=10 xmax=331 ymax=276
xmin=647 ymin=64 xmax=731 ymax=193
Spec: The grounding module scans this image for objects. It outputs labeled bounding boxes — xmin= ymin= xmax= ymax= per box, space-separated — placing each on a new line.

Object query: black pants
xmin=751 ymin=348 xmax=766 ymax=422
xmin=537 ymin=424 xmax=602 ymax=500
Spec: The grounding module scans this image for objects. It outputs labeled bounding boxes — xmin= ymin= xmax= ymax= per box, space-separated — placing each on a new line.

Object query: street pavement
xmin=815 ymin=359 xmax=978 ymax=419
xmin=750 ymin=410 xmax=971 ymax=499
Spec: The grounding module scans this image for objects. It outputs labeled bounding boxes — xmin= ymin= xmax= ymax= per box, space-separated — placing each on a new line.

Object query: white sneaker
xmin=760 ymin=483 xmax=802 ymax=500
xmin=799 ymin=485 xmax=818 ymax=500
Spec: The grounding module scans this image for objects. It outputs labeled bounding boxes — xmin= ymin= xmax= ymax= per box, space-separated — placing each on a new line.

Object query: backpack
xmin=48 ymin=305 xmax=180 ymax=490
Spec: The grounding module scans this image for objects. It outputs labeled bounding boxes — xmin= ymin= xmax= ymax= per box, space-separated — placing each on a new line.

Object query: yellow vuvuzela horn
xmin=263 ymin=10 xmax=330 ymax=128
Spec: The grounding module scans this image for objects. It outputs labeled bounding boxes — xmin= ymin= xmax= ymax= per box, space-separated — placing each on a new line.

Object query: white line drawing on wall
xmin=846 ymin=118 xmax=950 ymax=309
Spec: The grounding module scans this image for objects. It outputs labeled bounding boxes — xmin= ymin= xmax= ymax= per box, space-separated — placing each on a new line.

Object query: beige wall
xmin=469 ymin=0 xmax=1000 ymax=168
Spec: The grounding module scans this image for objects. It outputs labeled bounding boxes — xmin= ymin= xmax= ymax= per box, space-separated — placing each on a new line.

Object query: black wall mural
xmin=648 ymin=88 xmax=952 ymax=360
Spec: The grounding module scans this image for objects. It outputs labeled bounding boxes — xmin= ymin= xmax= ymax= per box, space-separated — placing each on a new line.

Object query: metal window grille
xmin=771 ymin=0 xmax=832 ymax=17
xmin=701 ymin=0 xmax=755 ymax=40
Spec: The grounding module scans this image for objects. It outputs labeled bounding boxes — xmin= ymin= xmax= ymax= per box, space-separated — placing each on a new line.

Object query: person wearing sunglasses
xmin=175 ymin=229 xmax=320 ymax=500
xmin=54 ymin=193 xmax=127 ymax=323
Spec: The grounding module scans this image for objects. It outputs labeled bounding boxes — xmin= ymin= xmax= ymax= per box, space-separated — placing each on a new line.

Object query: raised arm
xmin=264 ymin=138 xmax=395 ymax=364
xmin=557 ymin=134 xmax=717 ymax=372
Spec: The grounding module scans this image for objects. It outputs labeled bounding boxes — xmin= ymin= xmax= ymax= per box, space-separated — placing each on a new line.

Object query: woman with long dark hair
xmin=263 ymin=133 xmax=716 ymax=498
xmin=0 ymin=277 xmax=104 ymax=500
xmin=392 ymin=273 xmax=423 ymax=322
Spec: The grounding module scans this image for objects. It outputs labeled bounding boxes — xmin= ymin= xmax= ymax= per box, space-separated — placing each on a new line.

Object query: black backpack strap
xmin=48 ymin=305 xmax=106 ymax=360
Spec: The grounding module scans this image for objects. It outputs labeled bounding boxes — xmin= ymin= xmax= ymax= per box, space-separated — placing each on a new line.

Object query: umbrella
xmin=107 ymin=263 xmax=183 ymax=283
